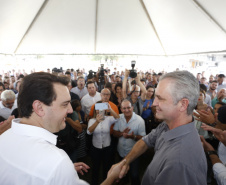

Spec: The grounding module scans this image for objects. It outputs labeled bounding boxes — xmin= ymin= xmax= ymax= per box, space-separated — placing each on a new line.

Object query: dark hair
xmin=104 ymin=82 xmax=112 ymax=89
xmin=200 ymin=84 xmax=207 ymax=92
xmin=215 ymin=102 xmax=226 ymax=106
xmin=146 ymin=85 xmax=155 ymax=99
xmin=65 ymin=71 xmax=71 ymax=75
xmin=200 ymin=89 xmax=206 ymax=99
xmin=218 ymin=74 xmax=225 ymax=78
xmin=218 ymin=105 xmax=226 ymax=124
xmin=211 ymin=80 xmax=218 ymax=83
xmin=0 ymin=82 xmax=5 ymax=90
xmin=115 ymin=83 xmax=122 ymax=92
xmin=18 ymin=74 xmax=24 ymax=80
xmin=71 ymin=99 xmax=81 ymax=111
xmin=18 ymin=72 xmax=69 ymax=118
xmin=140 ymin=78 xmax=146 ymax=82
xmin=131 ymin=80 xmax=136 ymax=85
xmin=86 ymin=81 xmax=95 ymax=87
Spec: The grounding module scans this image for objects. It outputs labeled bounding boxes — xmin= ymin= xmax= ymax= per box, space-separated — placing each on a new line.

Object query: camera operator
xmin=96 ymin=65 xmax=108 ymax=92
xmin=86 ymin=70 xmax=98 ymax=91
xmin=122 ymin=69 xmax=147 ymax=116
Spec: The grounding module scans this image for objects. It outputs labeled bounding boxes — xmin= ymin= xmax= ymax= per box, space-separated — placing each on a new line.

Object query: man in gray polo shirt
xmin=112 ymin=70 xmax=207 ymax=185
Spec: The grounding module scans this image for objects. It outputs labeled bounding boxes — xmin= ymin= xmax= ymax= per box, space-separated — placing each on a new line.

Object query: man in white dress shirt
xmin=0 ymin=72 xmax=125 ymax=185
xmin=81 ymin=81 xmax=101 ymax=116
xmin=0 ymin=90 xmax=17 ymax=119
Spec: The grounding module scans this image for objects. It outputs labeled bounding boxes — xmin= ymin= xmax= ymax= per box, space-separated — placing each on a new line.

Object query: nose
xmin=152 ymin=98 xmax=158 ymax=106
xmin=68 ymin=103 xmax=73 ymax=114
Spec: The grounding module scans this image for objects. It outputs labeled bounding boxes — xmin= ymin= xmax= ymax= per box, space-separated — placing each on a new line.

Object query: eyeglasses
xmin=122 ymin=107 xmax=132 ymax=110
xmin=4 ymin=102 xmax=14 ymax=108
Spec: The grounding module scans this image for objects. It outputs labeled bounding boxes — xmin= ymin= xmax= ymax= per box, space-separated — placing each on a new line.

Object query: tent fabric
xmin=0 ymin=0 xmax=226 ymax=56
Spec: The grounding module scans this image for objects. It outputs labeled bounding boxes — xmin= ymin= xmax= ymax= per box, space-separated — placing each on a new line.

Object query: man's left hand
xmin=74 ymin=162 xmax=90 ymax=175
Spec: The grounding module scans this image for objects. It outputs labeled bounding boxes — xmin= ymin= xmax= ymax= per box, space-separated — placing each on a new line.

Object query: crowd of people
xmin=0 ymin=67 xmax=226 ymax=185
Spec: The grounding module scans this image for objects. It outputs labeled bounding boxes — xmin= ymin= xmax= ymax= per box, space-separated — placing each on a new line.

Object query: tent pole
xmin=139 ymin=0 xmax=167 ymax=56
xmin=191 ymin=0 xmax=226 ymax=34
xmin=94 ymin=0 xmax=99 ymax=53
xmin=14 ymin=0 xmax=49 ymax=54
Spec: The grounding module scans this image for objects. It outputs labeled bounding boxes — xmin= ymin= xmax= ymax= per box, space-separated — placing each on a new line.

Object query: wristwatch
xmin=207 ymin=151 xmax=218 ymax=157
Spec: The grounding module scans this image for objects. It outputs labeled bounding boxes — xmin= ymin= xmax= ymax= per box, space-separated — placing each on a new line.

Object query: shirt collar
xmin=11 ymin=118 xmax=57 ymax=145
xmin=0 ymin=101 xmax=5 ymax=109
xmin=122 ymin=112 xmax=136 ymax=123
xmin=162 ymin=121 xmax=195 ymax=141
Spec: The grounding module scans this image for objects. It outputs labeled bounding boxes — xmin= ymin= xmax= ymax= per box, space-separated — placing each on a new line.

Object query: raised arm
xmin=122 ymin=69 xmax=130 ymax=99
xmin=135 ymin=75 xmax=147 ymax=101
xmin=87 ymin=114 xmax=102 ymax=134
xmin=108 ymin=104 xmax=120 ymax=119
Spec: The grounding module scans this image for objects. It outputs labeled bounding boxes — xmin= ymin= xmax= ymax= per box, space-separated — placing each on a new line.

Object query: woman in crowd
xmin=141 ymin=85 xmax=155 ymax=134
xmin=112 ymin=83 xmax=123 ymax=113
xmin=71 ymin=99 xmax=88 ymax=161
xmin=194 ymin=89 xmax=212 ymax=139
xmin=87 ymin=101 xmax=119 ymax=185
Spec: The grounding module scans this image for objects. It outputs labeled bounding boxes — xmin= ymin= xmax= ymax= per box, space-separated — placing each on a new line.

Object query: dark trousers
xmin=91 ymin=145 xmax=113 ymax=185
xmin=119 ymin=155 xmax=140 ymax=185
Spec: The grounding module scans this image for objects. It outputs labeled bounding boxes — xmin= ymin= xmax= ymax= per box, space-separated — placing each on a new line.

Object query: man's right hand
xmin=201 ymin=123 xmax=226 ymax=146
xmin=107 ymin=159 xmax=129 ymax=181
xmin=96 ymin=114 xmax=103 ymax=123
xmin=125 ymin=69 xmax=130 ymax=78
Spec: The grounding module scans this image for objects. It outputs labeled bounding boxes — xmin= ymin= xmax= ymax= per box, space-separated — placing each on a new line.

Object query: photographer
xmin=122 ymin=69 xmax=147 ymax=116
xmin=96 ymin=65 xmax=108 ymax=92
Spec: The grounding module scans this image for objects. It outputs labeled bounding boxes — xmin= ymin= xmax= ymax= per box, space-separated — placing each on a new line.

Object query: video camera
xmin=129 ymin=61 xmax=137 ymax=78
xmin=87 ymin=70 xmax=96 ymax=79
xmin=99 ymin=64 xmax=107 ymax=78
xmin=52 ymin=67 xmax=63 ymax=73
xmin=98 ymin=64 xmax=107 ymax=92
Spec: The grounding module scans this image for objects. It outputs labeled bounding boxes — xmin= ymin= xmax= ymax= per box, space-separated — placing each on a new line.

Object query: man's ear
xmin=32 ymin=100 xmax=45 ymax=117
xmin=179 ymin=98 xmax=189 ymax=112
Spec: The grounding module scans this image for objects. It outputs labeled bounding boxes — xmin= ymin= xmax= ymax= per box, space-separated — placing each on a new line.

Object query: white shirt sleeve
xmin=47 ymin=156 xmax=88 ymax=185
xmin=213 ymin=163 xmax=226 ymax=185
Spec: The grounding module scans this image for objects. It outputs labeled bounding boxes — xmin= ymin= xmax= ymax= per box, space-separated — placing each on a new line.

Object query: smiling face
xmin=42 ymin=83 xmax=73 ymax=133
xmin=146 ymin=87 xmax=154 ymax=99
xmin=121 ymin=101 xmax=133 ymax=119
xmin=152 ymin=79 xmax=181 ymax=123
xmin=116 ymin=86 xmax=122 ymax=94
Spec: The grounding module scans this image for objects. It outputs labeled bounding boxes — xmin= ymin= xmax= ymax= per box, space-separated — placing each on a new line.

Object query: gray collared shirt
xmin=142 ymin=121 xmax=207 ymax=185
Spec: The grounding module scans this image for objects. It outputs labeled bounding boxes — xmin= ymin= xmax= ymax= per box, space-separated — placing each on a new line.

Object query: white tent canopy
xmin=1 ymin=0 xmax=226 ymax=56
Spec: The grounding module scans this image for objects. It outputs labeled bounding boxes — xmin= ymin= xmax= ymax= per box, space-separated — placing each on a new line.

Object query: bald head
xmin=101 ymin=88 xmax=111 ymax=102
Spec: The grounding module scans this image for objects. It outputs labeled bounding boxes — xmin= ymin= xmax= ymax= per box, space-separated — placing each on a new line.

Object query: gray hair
xmin=160 ymin=70 xmax=199 ymax=115
xmin=1 ymin=90 xmax=16 ymax=101
xmin=121 ymin=99 xmax=132 ymax=107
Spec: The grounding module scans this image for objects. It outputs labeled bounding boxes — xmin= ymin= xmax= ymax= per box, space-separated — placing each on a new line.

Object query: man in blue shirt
xmin=113 ymin=99 xmax=146 ymax=185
